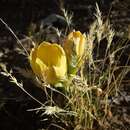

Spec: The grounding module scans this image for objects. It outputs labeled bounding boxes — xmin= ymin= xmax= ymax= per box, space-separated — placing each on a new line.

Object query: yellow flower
xmin=64 ymin=31 xmax=86 ymax=74
xmin=29 ymin=42 xmax=67 ymax=85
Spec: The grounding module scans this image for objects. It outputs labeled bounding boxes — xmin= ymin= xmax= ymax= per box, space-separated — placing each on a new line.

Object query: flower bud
xmin=64 ymin=31 xmax=86 ymax=74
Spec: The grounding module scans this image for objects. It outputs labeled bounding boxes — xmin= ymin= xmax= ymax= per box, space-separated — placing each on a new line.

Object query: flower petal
xmin=37 ymin=42 xmax=66 ymax=66
xmin=29 ymin=47 xmax=41 ymax=76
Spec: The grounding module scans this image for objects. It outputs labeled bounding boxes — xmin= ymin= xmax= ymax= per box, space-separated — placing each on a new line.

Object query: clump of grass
xmin=56 ymin=4 xmax=130 ymax=130
xmin=0 ymin=4 xmax=130 ymax=130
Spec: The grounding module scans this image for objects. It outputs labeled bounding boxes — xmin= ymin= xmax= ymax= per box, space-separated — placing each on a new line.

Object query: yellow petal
xmin=37 ymin=42 xmax=66 ymax=66
xmin=29 ymin=47 xmax=47 ymax=78
xmin=42 ymin=66 xmax=57 ymax=84
xmin=29 ymin=47 xmax=41 ymax=76
xmin=76 ymin=33 xmax=86 ymax=57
